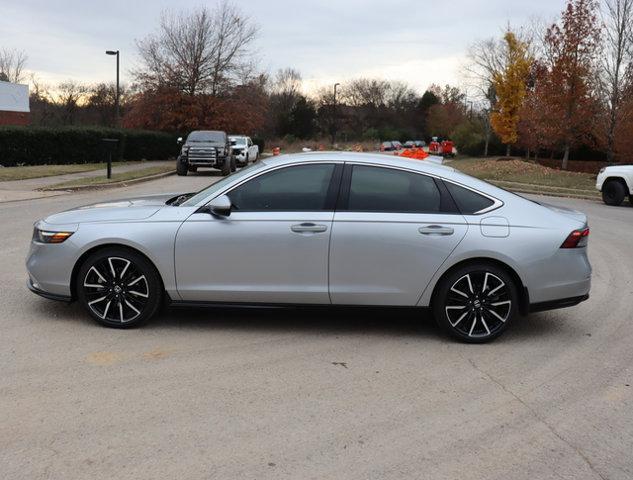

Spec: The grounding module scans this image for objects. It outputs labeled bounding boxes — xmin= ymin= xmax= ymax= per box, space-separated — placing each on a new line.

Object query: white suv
xmin=596 ymin=165 xmax=633 ymax=206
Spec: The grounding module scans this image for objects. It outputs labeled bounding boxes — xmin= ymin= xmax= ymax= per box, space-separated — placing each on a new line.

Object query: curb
xmin=40 ymin=170 xmax=176 ymax=192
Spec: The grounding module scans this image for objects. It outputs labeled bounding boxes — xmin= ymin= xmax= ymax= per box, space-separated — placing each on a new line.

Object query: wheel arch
xmin=70 ymin=243 xmax=166 ymax=301
xmin=428 ymin=257 xmax=529 ymax=316
xmin=604 ymin=176 xmax=631 ymax=195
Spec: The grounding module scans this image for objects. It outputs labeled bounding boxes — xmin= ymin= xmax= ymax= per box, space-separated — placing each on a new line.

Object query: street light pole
xmin=105 ymin=50 xmax=120 ymax=126
xmin=332 ymin=82 xmax=340 ymax=144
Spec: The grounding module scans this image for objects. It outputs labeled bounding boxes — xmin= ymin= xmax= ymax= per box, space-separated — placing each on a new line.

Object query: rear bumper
xmin=529 ymin=294 xmax=589 ymax=313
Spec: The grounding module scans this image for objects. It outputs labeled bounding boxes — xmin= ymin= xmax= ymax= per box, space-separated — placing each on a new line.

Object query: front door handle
xmin=419 ymin=225 xmax=454 ymax=236
xmin=291 ymin=223 xmax=328 ymax=233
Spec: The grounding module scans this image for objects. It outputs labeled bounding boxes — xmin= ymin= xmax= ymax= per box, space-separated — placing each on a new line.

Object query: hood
xmin=43 ymin=193 xmax=180 ymax=225
xmin=537 ymin=201 xmax=587 ymax=226
xmin=186 ymin=141 xmax=226 ymax=148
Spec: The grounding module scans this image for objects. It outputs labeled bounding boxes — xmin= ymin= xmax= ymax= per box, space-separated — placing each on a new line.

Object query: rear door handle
xmin=419 ymin=225 xmax=454 ymax=236
xmin=291 ymin=223 xmax=328 ymax=233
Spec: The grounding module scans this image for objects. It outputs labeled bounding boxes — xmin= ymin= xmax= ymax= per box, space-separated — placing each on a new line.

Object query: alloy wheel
xmin=444 ymin=271 xmax=512 ymax=339
xmin=82 ymin=256 xmax=149 ymax=323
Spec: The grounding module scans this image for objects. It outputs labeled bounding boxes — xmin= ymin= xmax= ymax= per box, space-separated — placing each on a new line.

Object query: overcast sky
xmin=1 ymin=0 xmax=565 ymax=95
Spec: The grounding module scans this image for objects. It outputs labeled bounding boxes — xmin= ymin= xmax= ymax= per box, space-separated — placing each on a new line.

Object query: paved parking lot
xmin=1 ymin=171 xmax=632 ymax=480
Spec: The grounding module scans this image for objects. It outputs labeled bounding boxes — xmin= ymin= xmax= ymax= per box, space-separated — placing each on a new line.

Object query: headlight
xmin=182 ymin=146 xmax=190 ymax=155
xmin=33 ymin=228 xmax=73 ymax=244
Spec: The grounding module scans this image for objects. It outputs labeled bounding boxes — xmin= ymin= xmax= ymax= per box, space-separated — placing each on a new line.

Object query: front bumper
xmin=27 ymin=278 xmax=72 ymax=302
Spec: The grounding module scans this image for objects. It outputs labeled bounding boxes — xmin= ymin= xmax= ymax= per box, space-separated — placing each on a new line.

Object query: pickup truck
xmin=176 ymin=130 xmax=234 ymax=176
xmin=229 ymin=135 xmax=259 ymax=167
xmin=596 ymin=165 xmax=633 ymax=206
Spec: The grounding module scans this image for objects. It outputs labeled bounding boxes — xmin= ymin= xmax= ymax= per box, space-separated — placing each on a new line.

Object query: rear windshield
xmin=187 ymin=131 xmax=225 ymax=142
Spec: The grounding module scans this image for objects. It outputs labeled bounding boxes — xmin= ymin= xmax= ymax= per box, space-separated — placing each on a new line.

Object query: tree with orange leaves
xmin=543 ymin=0 xmax=601 ymax=169
xmin=490 ymin=31 xmax=533 ymax=156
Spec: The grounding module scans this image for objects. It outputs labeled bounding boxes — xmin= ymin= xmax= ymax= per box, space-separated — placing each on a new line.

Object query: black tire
xmin=76 ymin=248 xmax=162 ymax=328
xmin=602 ymin=180 xmax=626 ymax=206
xmin=176 ymin=157 xmax=188 ymax=176
xmin=220 ymin=158 xmax=231 ymax=176
xmin=433 ymin=262 xmax=518 ymax=343
xmin=230 ymin=156 xmax=237 ymax=172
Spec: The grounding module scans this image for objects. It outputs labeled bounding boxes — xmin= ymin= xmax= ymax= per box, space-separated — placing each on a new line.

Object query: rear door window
xmin=347 ymin=165 xmax=441 ymax=213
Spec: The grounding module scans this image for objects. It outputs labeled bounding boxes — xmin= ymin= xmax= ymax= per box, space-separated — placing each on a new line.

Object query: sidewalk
xmin=0 ymin=161 xmax=173 ymax=203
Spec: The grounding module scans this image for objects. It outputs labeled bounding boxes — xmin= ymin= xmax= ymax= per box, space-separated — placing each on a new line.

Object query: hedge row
xmin=0 ymin=127 xmax=179 ymax=167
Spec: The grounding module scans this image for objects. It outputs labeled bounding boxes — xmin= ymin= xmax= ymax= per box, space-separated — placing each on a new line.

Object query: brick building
xmin=0 ymin=80 xmax=30 ymax=126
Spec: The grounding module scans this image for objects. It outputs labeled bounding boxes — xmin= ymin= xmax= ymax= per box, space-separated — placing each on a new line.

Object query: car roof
xmin=260 ymin=151 xmax=456 ymax=176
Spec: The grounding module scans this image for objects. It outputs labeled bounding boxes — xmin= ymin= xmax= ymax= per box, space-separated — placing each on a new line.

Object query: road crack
xmin=466 ymin=357 xmax=607 ymax=480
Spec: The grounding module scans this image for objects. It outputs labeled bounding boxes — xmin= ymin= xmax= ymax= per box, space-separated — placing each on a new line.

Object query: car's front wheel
xmin=433 ymin=263 xmax=518 ymax=343
xmin=77 ymin=248 xmax=162 ymax=328
xmin=220 ymin=158 xmax=231 ymax=176
xmin=602 ymin=179 xmax=626 ymax=206
xmin=176 ymin=157 xmax=188 ymax=176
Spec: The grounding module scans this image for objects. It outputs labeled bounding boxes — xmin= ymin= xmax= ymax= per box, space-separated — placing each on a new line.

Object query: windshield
xmin=181 ymin=162 xmax=265 ymax=206
xmin=230 ymin=137 xmax=247 ymax=145
xmin=187 ymin=131 xmax=225 ymax=143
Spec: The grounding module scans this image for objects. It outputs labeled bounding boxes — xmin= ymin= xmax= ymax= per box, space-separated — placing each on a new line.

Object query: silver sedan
xmin=26 ymin=153 xmax=592 ymax=342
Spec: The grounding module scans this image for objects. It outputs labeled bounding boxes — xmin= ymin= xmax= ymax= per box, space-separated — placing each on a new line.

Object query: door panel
xmin=175 ymin=211 xmax=333 ymax=303
xmin=329 ymin=212 xmax=468 ymax=305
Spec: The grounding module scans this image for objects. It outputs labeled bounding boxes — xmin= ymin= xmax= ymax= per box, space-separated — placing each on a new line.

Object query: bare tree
xmin=134 ymin=2 xmax=258 ymax=96
xmin=341 ymin=78 xmax=391 ymax=108
xmin=600 ymin=0 xmax=633 ymax=162
xmin=464 ymin=38 xmax=504 ymax=155
xmin=54 ymin=81 xmax=88 ymax=125
xmin=0 ymin=48 xmax=28 ymax=83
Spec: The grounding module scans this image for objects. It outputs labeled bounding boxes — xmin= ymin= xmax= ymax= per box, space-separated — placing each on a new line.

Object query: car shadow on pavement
xmin=27 ymin=297 xmax=579 ymax=341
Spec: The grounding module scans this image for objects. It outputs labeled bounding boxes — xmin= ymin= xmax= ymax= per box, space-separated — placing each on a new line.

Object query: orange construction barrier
xmin=398 ymin=148 xmax=429 ymax=161
xmin=272 ymin=147 xmax=281 ymax=156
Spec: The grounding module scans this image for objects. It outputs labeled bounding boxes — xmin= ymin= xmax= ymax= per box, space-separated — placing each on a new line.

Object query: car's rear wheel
xmin=433 ymin=263 xmax=518 ymax=343
xmin=77 ymin=248 xmax=162 ymax=328
xmin=602 ymin=180 xmax=626 ymax=206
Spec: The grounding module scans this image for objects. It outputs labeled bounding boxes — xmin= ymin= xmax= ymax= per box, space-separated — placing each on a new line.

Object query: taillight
xmin=561 ymin=227 xmax=590 ymax=248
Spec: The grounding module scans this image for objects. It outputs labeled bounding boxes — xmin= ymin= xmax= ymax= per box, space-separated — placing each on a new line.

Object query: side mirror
xmin=206 ymin=194 xmax=232 ymax=217
xmin=177 ymin=137 xmax=183 ymax=145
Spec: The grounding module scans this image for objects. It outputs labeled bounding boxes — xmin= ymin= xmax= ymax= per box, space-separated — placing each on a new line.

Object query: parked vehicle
xmin=596 ymin=165 xmax=633 ymax=206
xmin=176 ymin=130 xmax=234 ymax=176
xmin=404 ymin=140 xmax=426 ymax=149
xmin=26 ymin=152 xmax=591 ymax=343
xmin=392 ymin=140 xmax=403 ymax=150
xmin=441 ymin=140 xmax=455 ymax=158
xmin=229 ymin=135 xmax=259 ymax=167
xmin=380 ymin=141 xmax=397 ymax=152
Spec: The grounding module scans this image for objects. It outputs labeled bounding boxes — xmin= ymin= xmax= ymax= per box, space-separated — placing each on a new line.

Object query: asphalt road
xmin=1 ymin=171 xmax=632 ymax=480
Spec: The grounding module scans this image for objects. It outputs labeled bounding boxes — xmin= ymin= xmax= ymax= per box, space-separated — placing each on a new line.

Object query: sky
xmin=1 ymin=0 xmax=566 ymax=95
